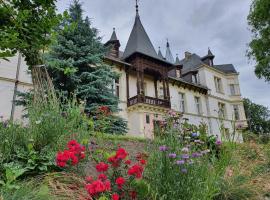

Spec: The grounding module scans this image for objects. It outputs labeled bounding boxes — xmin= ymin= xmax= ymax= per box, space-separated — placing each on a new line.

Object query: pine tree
xmin=45 ymin=0 xmax=127 ymax=134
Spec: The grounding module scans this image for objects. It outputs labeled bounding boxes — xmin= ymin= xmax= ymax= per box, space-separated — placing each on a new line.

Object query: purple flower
xmin=192 ymin=152 xmax=199 ymax=158
xmin=215 ymin=140 xmax=222 ymax=145
xmin=194 ymin=140 xmax=201 ymax=143
xmin=168 ymin=153 xmax=177 ymax=158
xmin=191 ymin=132 xmax=199 ymax=137
xmin=176 ymin=160 xmax=185 ymax=165
xmin=182 ymin=154 xmax=189 ymax=159
xmin=159 ymin=145 xmax=168 ymax=151
xmin=181 ymin=168 xmax=188 ymax=173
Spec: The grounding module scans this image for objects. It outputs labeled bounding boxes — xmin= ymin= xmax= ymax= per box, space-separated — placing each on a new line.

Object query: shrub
xmin=0 ymin=96 xmax=90 ymax=183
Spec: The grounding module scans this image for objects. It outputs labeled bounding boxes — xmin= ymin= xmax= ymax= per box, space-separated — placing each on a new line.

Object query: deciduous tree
xmin=247 ymin=0 xmax=270 ymax=82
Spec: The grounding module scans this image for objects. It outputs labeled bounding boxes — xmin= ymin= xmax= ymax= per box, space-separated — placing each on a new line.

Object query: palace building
xmin=0 ymin=4 xmax=247 ymax=139
xmin=103 ymin=5 xmax=247 ymax=139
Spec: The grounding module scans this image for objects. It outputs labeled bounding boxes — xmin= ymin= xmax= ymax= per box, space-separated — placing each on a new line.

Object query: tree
xmin=45 ymin=0 xmax=127 ymax=134
xmin=0 ymin=0 xmax=61 ymax=68
xmin=243 ymin=98 xmax=270 ymax=134
xmin=247 ymin=0 xmax=270 ymax=82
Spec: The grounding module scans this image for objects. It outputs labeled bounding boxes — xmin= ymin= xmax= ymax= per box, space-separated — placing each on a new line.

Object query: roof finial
xmin=166 ymin=38 xmax=169 ymax=47
xmin=113 ymin=27 xmax=115 ymax=31
xmin=136 ymin=0 xmax=139 ymax=14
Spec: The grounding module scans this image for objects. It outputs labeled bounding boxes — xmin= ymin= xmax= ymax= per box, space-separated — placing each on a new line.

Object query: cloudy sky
xmin=57 ymin=0 xmax=270 ymax=107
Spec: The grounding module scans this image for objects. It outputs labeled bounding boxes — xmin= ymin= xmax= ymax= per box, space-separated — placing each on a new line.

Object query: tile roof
xmin=122 ymin=13 xmax=159 ymax=60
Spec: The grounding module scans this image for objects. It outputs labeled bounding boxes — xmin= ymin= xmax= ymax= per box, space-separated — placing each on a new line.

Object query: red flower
xmin=115 ymin=177 xmax=125 ymax=189
xmin=116 ymin=148 xmax=128 ymax=160
xmin=128 ymin=164 xmax=144 ymax=179
xmin=129 ymin=191 xmax=137 ymax=199
xmin=56 ymin=151 xmax=69 ymax=167
xmin=85 ymin=180 xmax=111 ymax=196
xmin=140 ymin=159 xmax=147 ymax=165
xmin=56 ymin=140 xmax=86 ymax=167
xmin=111 ymin=193 xmax=120 ymax=200
xmin=104 ymin=180 xmax=111 ymax=191
xmin=85 ymin=176 xmax=93 ymax=183
xmin=125 ymin=160 xmax=131 ymax=165
xmin=96 ymin=162 xmax=109 ymax=172
xmin=98 ymin=174 xmax=107 ymax=180
xmin=108 ymin=155 xmax=120 ymax=167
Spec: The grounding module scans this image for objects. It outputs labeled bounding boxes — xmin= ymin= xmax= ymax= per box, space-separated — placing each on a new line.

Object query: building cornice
xmin=169 ymin=76 xmax=208 ymax=95
xmin=208 ymin=94 xmax=244 ymax=103
xmin=197 ymin=64 xmax=239 ymax=76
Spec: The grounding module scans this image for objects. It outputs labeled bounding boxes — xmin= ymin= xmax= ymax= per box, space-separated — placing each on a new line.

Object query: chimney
xmin=185 ymin=51 xmax=192 ymax=59
xmin=104 ymin=28 xmax=120 ymax=58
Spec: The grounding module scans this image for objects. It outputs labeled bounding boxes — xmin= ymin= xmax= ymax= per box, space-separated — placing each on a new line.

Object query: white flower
xmin=35 ymin=120 xmax=41 ymax=125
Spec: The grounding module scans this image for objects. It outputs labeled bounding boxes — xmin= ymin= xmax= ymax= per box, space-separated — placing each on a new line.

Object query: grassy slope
xmin=1 ymin=135 xmax=269 ymax=200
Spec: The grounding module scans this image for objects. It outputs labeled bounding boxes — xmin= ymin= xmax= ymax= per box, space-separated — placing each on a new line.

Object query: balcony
xmin=127 ymin=95 xmax=170 ymax=108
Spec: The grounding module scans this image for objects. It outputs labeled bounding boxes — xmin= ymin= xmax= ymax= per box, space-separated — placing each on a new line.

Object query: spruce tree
xmin=45 ymin=0 xmax=127 ymax=134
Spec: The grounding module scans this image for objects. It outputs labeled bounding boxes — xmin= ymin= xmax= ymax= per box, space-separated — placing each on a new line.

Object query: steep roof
xmin=165 ymin=41 xmax=174 ymax=63
xmin=180 ymin=53 xmax=204 ymax=74
xmin=109 ymin=28 xmax=118 ymax=41
xmin=213 ymin=64 xmax=237 ymax=74
xmin=122 ymin=12 xmax=159 ymax=60
xmin=175 ymin=54 xmax=181 ymax=65
xmin=158 ymin=47 xmax=164 ymax=59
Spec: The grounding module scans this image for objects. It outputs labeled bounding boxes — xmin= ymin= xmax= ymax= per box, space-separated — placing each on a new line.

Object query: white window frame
xmin=218 ymin=102 xmax=226 ymax=119
xmin=179 ymin=92 xmax=185 ymax=113
xmin=112 ymin=78 xmax=120 ymax=97
xmin=233 ymin=105 xmax=240 ymax=120
xmin=214 ymin=76 xmax=223 ymax=93
xmin=194 ymin=96 xmax=201 ymax=114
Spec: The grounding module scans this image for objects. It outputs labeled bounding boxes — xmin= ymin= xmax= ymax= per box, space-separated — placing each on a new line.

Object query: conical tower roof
xmin=122 ymin=9 xmax=159 ymax=60
xmin=165 ymin=40 xmax=174 ymax=63
xmin=158 ymin=47 xmax=164 ymax=59
xmin=175 ymin=54 xmax=181 ymax=65
xmin=207 ymin=47 xmax=215 ymax=58
xmin=109 ymin=28 xmax=118 ymax=41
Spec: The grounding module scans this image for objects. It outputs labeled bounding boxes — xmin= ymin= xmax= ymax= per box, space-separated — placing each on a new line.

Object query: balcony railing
xmin=127 ymin=95 xmax=170 ymax=108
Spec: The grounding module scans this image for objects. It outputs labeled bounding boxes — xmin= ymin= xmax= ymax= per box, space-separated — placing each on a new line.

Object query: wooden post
xmin=137 ymin=69 xmax=140 ymax=95
xmin=166 ymin=78 xmax=170 ymax=100
xmin=154 ymin=78 xmax=158 ymax=98
xmin=141 ymin=69 xmax=144 ymax=96
xmin=162 ymin=77 xmax=166 ymax=99
xmin=126 ymin=70 xmax=129 ymax=101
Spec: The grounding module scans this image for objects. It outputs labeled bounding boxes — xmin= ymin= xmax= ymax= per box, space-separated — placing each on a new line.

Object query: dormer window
xmin=176 ymin=69 xmax=181 ymax=78
xmin=192 ymin=73 xmax=199 ymax=84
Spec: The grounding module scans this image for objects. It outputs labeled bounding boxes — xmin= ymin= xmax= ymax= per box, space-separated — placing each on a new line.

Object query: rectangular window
xmin=230 ymin=84 xmax=236 ymax=95
xmin=230 ymin=84 xmax=240 ymax=95
xmin=159 ymin=87 xmax=164 ymax=99
xmin=179 ymin=93 xmax=185 ymax=112
xmin=176 ymin=69 xmax=181 ymax=78
xmin=233 ymin=105 xmax=240 ymax=120
xmin=113 ymin=78 xmax=120 ymax=97
xmin=218 ymin=102 xmax=226 ymax=119
xmin=194 ymin=96 xmax=201 ymax=114
xmin=146 ymin=114 xmax=150 ymax=124
xmin=214 ymin=77 xmax=223 ymax=93
xmin=192 ymin=74 xmax=198 ymax=84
